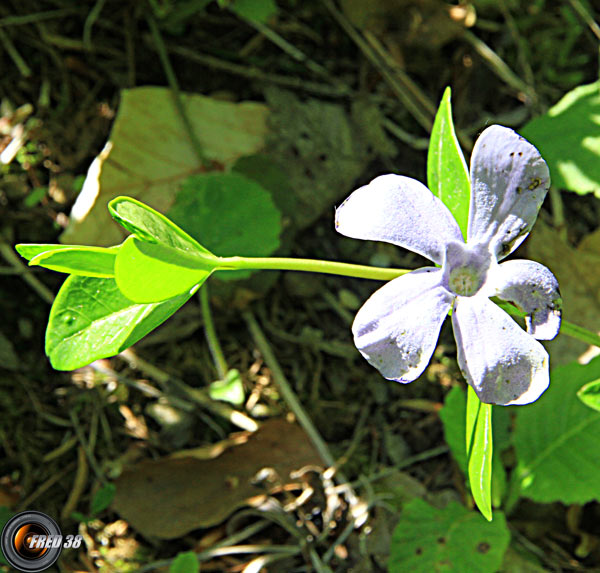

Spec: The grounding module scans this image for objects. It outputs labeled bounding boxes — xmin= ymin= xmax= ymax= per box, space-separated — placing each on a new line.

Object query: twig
xmin=146 ymin=10 xmax=209 ymax=168
xmin=200 ymin=285 xmax=228 ymax=380
xmin=0 ymin=9 xmax=79 ymax=27
xmin=243 ymin=17 xmax=332 ymax=80
xmin=168 ymin=44 xmax=352 ymax=97
xmin=243 ymin=310 xmax=336 ymax=468
xmin=119 ymin=349 xmax=259 ymax=432
xmin=83 ymin=0 xmax=107 ymax=51
xmin=322 ymin=0 xmax=433 ymax=132
xmin=0 ymin=27 xmax=31 ymax=77
xmin=463 ymin=30 xmax=536 ymax=103
xmin=61 ymin=446 xmax=89 ymax=520
xmin=69 ymin=408 xmax=106 ymax=484
xmin=568 ymin=0 xmax=600 ymax=42
xmin=0 ymin=241 xmax=54 ymax=304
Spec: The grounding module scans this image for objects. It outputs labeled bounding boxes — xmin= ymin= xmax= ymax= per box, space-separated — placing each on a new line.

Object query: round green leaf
xmin=521 ymin=81 xmax=600 ymax=196
xmin=390 ymin=499 xmax=510 ymax=573
xmin=169 ymin=172 xmax=281 ymax=257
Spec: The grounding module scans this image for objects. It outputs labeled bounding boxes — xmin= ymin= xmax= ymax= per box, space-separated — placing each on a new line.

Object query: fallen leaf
xmin=527 ymin=220 xmax=600 ymax=365
xmin=112 ymin=419 xmax=321 ymax=538
xmin=61 ymin=87 xmax=269 ymax=246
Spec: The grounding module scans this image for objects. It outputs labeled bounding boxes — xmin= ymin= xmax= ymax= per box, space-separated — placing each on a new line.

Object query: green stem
xmin=200 ymin=285 xmax=228 ymax=380
xmin=216 ymin=255 xmax=409 ymax=281
xmin=146 ymin=10 xmax=209 ymax=168
xmin=498 ymin=301 xmax=600 ymax=348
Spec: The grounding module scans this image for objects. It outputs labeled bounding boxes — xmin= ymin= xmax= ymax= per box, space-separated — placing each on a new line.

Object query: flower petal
xmin=352 ymin=268 xmax=453 ymax=383
xmin=468 ymin=125 xmax=550 ymax=259
xmin=452 ymin=296 xmax=550 ymax=405
xmin=336 ymin=174 xmax=463 ymax=264
xmin=492 ymin=260 xmax=562 ymax=340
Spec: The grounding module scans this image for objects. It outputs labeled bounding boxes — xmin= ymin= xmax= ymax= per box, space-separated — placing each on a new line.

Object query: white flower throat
xmin=443 ymin=241 xmax=494 ymax=298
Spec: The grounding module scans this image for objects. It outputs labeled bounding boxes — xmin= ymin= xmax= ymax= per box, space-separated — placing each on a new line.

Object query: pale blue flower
xmin=335 ymin=126 xmax=561 ymax=405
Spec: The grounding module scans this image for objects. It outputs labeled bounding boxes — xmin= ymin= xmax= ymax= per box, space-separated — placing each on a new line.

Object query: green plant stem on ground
xmin=200 ymin=285 xmax=228 ymax=380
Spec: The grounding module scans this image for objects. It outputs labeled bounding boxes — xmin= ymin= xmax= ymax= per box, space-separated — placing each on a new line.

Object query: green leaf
xmin=115 ymin=236 xmax=215 ymax=302
xmin=230 ymin=0 xmax=277 ymax=22
xmin=46 ymin=275 xmax=194 ymax=370
xmin=514 ymin=355 xmax=600 ymax=503
xmin=466 ymin=384 xmax=480 ymax=456
xmin=167 ymin=172 xmax=281 ymax=279
xmin=169 ymin=551 xmax=199 ymax=573
xmin=389 ymin=499 xmax=510 ymax=573
xmin=469 ymin=400 xmax=493 ymax=521
xmin=427 ymin=86 xmax=470 ymax=239
xmin=91 ymin=483 xmax=116 ymax=515
xmin=109 ymin=196 xmax=212 ymax=254
xmin=577 ymin=378 xmax=600 ymax=412
xmin=16 ymin=244 xmax=119 ymax=277
xmin=443 ymin=387 xmax=499 ymax=517
xmin=209 ymin=369 xmax=245 ymax=406
xmin=441 ymin=387 xmax=509 ymax=507
xmin=521 ymin=81 xmax=600 ymax=196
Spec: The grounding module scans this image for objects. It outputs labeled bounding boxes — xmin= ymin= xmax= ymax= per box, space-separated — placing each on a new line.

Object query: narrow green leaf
xmin=108 ymin=196 xmax=213 ymax=255
xmin=24 ymin=245 xmax=119 ymax=277
xmin=115 ymin=236 xmax=216 ymax=302
xmin=17 ymin=243 xmax=101 ymax=261
xmin=46 ymin=275 xmax=194 ymax=370
xmin=577 ymin=379 xmax=600 ymax=412
xmin=466 ymin=384 xmax=480 ymax=455
xmin=169 ymin=551 xmax=199 ymax=573
xmin=427 ymin=87 xmax=470 ymax=239
xmin=468 ymin=400 xmax=493 ymax=521
xmin=442 ymin=386 xmax=508 ymax=509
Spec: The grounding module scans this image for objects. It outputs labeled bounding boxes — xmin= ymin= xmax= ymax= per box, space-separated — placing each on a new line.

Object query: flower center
xmin=448 ymin=266 xmax=481 ymax=296
xmin=443 ymin=242 xmax=494 ymax=298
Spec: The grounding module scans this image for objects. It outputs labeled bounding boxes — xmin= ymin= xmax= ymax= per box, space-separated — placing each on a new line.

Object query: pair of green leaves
xmin=16 ymin=197 xmax=214 ymax=370
xmin=427 ymin=87 xmax=493 ymax=520
xmin=17 ymin=172 xmax=282 ymax=370
xmin=20 ymin=196 xmax=219 ymax=302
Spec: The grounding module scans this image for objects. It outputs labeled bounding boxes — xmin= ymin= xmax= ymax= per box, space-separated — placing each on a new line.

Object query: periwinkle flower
xmin=335 ymin=126 xmax=561 ymax=405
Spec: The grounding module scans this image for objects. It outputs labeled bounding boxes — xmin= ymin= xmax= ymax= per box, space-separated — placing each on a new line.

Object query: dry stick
xmin=244 ymin=17 xmax=332 ymax=80
xmin=244 ymin=308 xmax=365 ymax=533
xmin=146 ymin=11 xmax=209 ymax=169
xmin=61 ymin=446 xmax=89 ymax=521
xmin=463 ymin=30 xmax=536 ymax=103
xmin=137 ymin=520 xmax=287 ymax=573
xmin=0 ymin=27 xmax=31 ymax=76
xmin=0 ymin=241 xmax=54 ymax=304
xmin=119 ymin=349 xmax=258 ymax=432
xmin=83 ymin=0 xmax=107 ymax=51
xmin=322 ymin=0 xmax=434 ymax=132
xmin=244 ymin=310 xmax=337 ymax=468
xmin=168 ymin=44 xmax=351 ymax=98
xmin=568 ymin=0 xmax=600 ymax=42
